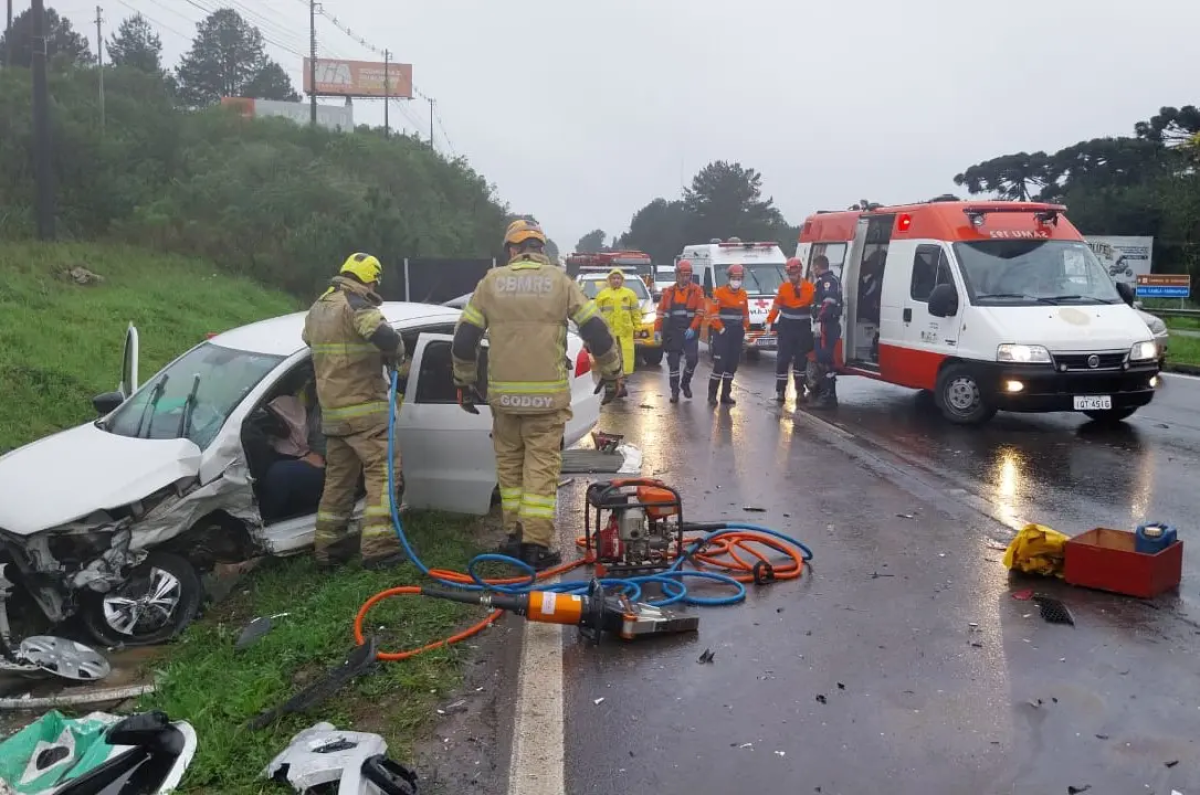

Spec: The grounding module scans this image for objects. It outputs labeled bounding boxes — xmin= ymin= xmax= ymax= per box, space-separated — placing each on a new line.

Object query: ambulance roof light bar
xmin=962 ymin=203 xmax=1067 ymax=228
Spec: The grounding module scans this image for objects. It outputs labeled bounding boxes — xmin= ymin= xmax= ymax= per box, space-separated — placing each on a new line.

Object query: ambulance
xmin=675 ymin=238 xmax=787 ymax=358
xmin=795 ymin=201 xmax=1160 ymax=425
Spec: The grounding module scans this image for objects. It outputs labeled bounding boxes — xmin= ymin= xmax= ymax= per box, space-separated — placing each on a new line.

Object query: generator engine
xmin=584 ymin=479 xmax=684 ymax=577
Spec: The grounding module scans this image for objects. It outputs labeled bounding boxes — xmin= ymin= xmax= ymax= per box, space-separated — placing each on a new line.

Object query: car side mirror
xmin=927 ymin=284 xmax=959 ymax=318
xmin=93 ymin=391 xmax=125 ymax=416
xmin=1115 ymin=281 xmax=1136 ymax=306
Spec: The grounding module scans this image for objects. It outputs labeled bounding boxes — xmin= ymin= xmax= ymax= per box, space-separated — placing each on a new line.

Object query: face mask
xmin=729 ymin=279 xmax=743 ymax=290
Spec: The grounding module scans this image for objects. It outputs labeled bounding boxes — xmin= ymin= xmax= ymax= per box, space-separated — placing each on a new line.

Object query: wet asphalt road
xmin=557 ymin=354 xmax=1200 ymax=795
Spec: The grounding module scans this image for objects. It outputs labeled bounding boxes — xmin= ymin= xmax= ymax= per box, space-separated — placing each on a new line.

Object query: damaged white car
xmin=0 ymin=303 xmax=603 ymax=647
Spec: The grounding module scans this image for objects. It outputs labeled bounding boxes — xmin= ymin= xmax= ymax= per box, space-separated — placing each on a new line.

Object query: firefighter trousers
xmin=775 ymin=320 xmax=814 ymax=395
xmin=493 ymin=408 xmax=571 ymax=549
xmin=665 ymin=333 xmax=699 ymax=394
xmin=314 ymin=426 xmax=404 ymax=564
xmin=709 ymin=328 xmax=744 ymax=399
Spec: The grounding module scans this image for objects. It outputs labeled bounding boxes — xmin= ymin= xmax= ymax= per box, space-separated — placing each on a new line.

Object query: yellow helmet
xmin=339 ymin=252 xmax=383 ymax=285
xmin=503 ymin=219 xmax=547 ymax=248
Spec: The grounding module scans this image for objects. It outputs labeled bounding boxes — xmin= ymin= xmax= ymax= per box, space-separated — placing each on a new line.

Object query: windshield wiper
xmin=134 ymin=374 xmax=170 ymax=439
xmin=975 ymin=293 xmax=1060 ymax=305
xmin=177 ymin=373 xmax=202 ymax=441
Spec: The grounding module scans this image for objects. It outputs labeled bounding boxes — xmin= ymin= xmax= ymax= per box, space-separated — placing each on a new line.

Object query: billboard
xmin=302 ymin=58 xmax=413 ymax=99
xmin=1083 ymin=235 xmax=1154 ymax=286
xmin=220 ymin=97 xmax=354 ymax=132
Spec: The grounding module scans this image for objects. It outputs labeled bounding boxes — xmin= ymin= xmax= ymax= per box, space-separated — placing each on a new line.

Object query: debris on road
xmin=593 ymin=698 xmax=605 ymax=706
xmin=815 ymin=694 xmax=827 ymax=704
xmin=1068 ymin=785 xmax=1091 ymax=794
xmin=698 ymin=648 xmax=715 ymax=664
xmin=1032 ymin=595 xmax=1075 ymax=626
xmin=896 ymin=513 xmax=915 ymax=520
xmin=1011 ymin=588 xmax=1034 ymax=601
xmin=1166 ymin=759 xmax=1179 ymax=768
xmin=742 ymin=506 xmax=767 ymax=513
xmin=1002 ymin=523 xmax=1069 ymax=577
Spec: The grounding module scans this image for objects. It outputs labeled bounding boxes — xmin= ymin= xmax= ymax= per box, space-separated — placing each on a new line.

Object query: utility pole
xmin=31 ymin=0 xmax=55 ymax=239
xmin=427 ymin=97 xmax=434 ymax=150
xmin=95 ymin=5 xmax=105 ymax=134
xmin=308 ymin=0 xmax=317 ymax=126
xmin=5 ymin=0 xmax=12 ymax=67
xmin=383 ymin=49 xmax=390 ymax=138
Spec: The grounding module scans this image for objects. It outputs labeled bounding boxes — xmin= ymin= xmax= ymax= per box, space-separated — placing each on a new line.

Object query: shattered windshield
xmin=954 ymin=240 xmax=1124 ymax=306
xmin=714 ymin=262 xmax=785 ymax=295
xmin=101 ymin=342 xmax=284 ymax=449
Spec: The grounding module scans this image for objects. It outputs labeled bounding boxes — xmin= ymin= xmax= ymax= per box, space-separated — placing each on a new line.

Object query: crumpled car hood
xmin=0 ymin=422 xmax=201 ymax=536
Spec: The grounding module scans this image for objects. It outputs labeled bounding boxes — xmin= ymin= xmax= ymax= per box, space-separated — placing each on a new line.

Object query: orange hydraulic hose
xmin=354 ymin=531 xmax=806 ymax=662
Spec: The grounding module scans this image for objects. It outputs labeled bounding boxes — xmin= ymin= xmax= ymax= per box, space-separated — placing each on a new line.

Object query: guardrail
xmin=1146 ymin=307 xmax=1200 ymax=319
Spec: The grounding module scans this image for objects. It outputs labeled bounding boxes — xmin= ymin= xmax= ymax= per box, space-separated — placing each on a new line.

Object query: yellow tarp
xmin=1002 ymin=523 xmax=1070 ymax=578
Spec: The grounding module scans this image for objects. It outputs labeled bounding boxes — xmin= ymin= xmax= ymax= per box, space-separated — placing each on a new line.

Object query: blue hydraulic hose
xmin=384 ymin=371 xmax=813 ymax=607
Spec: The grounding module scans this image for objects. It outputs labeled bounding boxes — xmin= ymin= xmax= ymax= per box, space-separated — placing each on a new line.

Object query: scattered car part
xmin=264 ymin=721 xmax=418 ymax=795
xmin=247 ymin=636 xmax=380 ymax=731
xmin=0 ymin=684 xmax=156 ymax=711
xmin=16 ymin=636 xmax=111 ymax=682
xmin=1033 ymin=595 xmax=1075 ymax=626
xmin=235 ymin=612 xmax=291 ymax=651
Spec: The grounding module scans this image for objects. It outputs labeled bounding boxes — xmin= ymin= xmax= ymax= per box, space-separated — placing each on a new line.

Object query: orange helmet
xmin=676 ymin=259 xmax=693 ymax=275
xmin=727 ymin=263 xmax=745 ymax=278
xmin=786 ymin=258 xmax=803 ymax=275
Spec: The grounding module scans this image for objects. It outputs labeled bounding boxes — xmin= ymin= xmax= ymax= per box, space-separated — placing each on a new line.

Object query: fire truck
xmin=564 ymin=251 xmax=663 ymax=366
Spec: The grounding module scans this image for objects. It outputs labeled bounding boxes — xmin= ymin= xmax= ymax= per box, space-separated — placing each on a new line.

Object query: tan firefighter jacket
xmin=450 ymin=252 xmax=623 ymax=414
xmin=302 ymin=275 xmax=406 ymax=436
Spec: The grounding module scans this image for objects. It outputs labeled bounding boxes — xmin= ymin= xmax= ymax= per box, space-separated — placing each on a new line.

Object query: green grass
xmin=139 ymin=512 xmax=485 ymax=793
xmin=0 ymin=242 xmax=300 ymax=452
xmin=1168 ymin=332 xmax=1200 ymax=367
xmin=1165 ymin=315 xmax=1200 ymax=331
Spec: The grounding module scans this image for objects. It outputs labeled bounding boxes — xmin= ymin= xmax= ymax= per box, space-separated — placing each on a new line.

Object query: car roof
xmin=209 ymin=301 xmax=463 ymax=356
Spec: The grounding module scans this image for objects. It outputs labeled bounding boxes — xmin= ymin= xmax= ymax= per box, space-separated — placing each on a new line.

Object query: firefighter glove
xmin=684 ymin=328 xmax=696 ymax=341
xmin=456 ymin=385 xmax=481 ymax=415
xmin=594 ymin=376 xmax=621 ymax=405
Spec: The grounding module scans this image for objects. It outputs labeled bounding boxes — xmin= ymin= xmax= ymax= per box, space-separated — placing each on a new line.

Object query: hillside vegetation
xmin=0 ymin=243 xmax=298 ymax=452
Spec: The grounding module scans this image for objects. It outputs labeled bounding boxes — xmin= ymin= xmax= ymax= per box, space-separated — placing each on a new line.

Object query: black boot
xmin=362 ymin=550 xmax=407 ymax=571
xmin=519 ymin=543 xmax=563 ymax=572
xmin=669 ymin=374 xmax=680 ymax=403
xmin=720 ymin=377 xmax=737 ymax=405
xmin=680 ymin=375 xmax=693 ymax=400
xmin=497 ymin=527 xmax=522 ymax=558
xmin=775 ymin=380 xmax=786 ymax=403
xmin=707 ymin=377 xmax=720 ymax=406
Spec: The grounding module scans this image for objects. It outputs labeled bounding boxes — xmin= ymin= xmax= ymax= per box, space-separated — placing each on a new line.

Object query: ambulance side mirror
xmin=927 ymin=284 xmax=959 ymax=318
xmin=1116 ymin=281 xmax=1136 ymax=307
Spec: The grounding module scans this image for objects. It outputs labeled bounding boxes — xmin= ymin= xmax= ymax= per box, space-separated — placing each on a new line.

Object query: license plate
xmin=1073 ymin=395 xmax=1112 ymax=411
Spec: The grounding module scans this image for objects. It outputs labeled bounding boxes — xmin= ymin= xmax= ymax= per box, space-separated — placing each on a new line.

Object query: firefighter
xmin=302 ymin=252 xmax=408 ymax=571
xmin=808 ymin=254 xmax=843 ymax=408
xmin=706 ymin=263 xmax=750 ymax=406
xmin=594 ymin=267 xmax=640 ymax=395
xmin=654 ymin=259 xmax=705 ymax=403
xmin=765 ymin=257 xmax=815 ymax=403
xmin=451 ymin=220 xmax=624 ymax=570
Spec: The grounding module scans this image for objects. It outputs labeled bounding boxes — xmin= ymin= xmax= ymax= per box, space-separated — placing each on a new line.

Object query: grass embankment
xmin=1164 ymin=315 xmax=1200 ymax=368
xmin=0 ymin=243 xmax=488 ymax=792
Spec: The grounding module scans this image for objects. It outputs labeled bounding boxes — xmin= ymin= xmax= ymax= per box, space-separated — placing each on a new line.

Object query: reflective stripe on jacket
xmin=655 ymin=283 xmax=706 ymax=333
xmin=766 ymin=280 xmax=816 ymax=324
xmin=302 ymin=275 xmax=406 ymax=436
xmin=707 ymin=285 xmax=750 ymax=333
xmin=451 ymin=253 xmax=623 ymax=415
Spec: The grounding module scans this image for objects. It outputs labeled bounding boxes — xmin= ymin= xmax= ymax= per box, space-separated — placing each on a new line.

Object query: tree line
xmin=0 ymin=7 xmax=527 ymax=297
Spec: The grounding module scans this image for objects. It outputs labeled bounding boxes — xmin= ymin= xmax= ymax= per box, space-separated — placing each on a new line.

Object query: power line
xmin=180 ymin=0 xmax=307 ymax=59
xmin=111 ymin=0 xmax=191 ymax=42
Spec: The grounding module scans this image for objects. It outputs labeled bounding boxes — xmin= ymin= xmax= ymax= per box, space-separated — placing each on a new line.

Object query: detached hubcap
xmin=946 ymin=377 xmax=980 ymax=413
xmin=102 ymin=566 xmax=182 ymax=636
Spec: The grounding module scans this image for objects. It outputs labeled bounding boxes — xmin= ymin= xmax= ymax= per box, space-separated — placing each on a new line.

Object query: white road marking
xmin=506 ymin=522 xmax=571 ymax=795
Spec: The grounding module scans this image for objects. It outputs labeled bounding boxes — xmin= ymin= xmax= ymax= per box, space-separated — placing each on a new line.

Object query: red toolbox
xmin=1064 ymin=528 xmax=1183 ymax=599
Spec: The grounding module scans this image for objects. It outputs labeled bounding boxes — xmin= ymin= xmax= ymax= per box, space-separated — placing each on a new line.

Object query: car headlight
xmin=1130 ymin=340 xmax=1158 ymax=362
xmin=996 ymin=343 xmax=1051 ymax=364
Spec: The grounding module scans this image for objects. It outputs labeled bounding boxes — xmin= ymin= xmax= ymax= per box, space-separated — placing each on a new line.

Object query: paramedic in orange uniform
xmin=654 ymin=259 xmax=707 ymax=403
xmin=706 ymin=263 xmax=750 ymax=406
xmin=765 ymin=257 xmax=815 ymax=403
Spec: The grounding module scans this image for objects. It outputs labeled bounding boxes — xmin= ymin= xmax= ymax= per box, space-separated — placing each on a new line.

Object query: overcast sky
xmin=47 ymin=0 xmax=1200 ymax=251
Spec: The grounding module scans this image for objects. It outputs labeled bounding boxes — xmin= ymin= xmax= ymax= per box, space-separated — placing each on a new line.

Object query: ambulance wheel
xmin=935 ymin=364 xmax=996 ymax=425
xmin=640 ymin=348 xmax=663 ymax=367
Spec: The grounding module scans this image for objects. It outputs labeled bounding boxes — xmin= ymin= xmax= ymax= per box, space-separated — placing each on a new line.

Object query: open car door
xmin=394 ymin=333 xmax=497 ymax=515
xmin=120 ymin=323 xmax=140 ymax=399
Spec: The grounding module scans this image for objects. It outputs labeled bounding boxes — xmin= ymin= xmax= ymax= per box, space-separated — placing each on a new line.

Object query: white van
xmin=795 ymin=201 xmax=1160 ymax=425
xmin=676 ymin=239 xmax=787 ymax=358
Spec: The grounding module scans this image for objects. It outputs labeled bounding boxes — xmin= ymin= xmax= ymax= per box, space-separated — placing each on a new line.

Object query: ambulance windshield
xmin=954 ymin=240 xmax=1124 ymax=306
xmin=715 ymin=262 xmax=785 ymax=295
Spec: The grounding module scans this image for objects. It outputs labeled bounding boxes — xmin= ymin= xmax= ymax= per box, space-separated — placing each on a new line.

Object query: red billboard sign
xmin=302 ymin=58 xmax=413 ymax=99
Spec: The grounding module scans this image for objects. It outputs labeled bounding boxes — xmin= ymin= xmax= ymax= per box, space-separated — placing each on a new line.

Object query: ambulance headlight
xmin=996 ymin=344 xmax=1051 ymax=364
xmin=1129 ymin=340 xmax=1158 ymax=362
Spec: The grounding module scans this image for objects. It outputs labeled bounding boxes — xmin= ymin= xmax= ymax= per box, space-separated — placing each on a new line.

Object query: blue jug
xmin=1135 ymin=523 xmax=1177 ymax=555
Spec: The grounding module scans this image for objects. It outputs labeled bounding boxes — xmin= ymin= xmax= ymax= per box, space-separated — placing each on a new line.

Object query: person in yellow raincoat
xmin=594 ymin=268 xmax=640 ymax=396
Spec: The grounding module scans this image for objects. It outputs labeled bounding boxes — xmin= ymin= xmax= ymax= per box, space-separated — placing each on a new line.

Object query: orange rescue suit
xmin=654 ymin=283 xmax=706 ymax=334
xmin=766 ymin=280 xmax=815 ymax=324
xmin=707 ymin=285 xmax=750 ymax=334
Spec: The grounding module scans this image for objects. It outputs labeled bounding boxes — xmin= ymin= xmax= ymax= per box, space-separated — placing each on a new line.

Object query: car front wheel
xmin=81 ymin=551 xmax=203 ymax=647
xmin=639 ymin=348 xmax=664 ymax=367
xmin=935 ymin=364 xmax=997 ymax=425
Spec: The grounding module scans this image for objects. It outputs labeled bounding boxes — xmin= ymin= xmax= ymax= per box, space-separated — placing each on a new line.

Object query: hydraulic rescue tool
xmin=419 ymin=578 xmax=699 ymax=645
xmin=584 ymin=478 xmax=686 ymax=577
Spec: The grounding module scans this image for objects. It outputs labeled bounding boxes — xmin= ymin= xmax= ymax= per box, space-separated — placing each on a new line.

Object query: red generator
xmin=584 ymin=479 xmax=684 ymax=578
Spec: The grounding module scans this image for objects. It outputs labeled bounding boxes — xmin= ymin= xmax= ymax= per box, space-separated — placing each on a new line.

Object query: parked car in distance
xmin=1134 ymin=306 xmax=1169 ymax=369
xmin=0 ymin=302 xmax=602 ymax=647
xmin=576 ymin=271 xmax=663 ymax=366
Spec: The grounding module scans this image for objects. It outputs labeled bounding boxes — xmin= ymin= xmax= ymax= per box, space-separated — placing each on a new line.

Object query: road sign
xmin=1135 ymin=274 xmax=1190 ymax=299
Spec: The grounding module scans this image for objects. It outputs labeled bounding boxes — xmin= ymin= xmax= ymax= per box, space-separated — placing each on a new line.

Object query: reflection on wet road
xmin=559 ymin=355 xmax=1200 ymax=795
